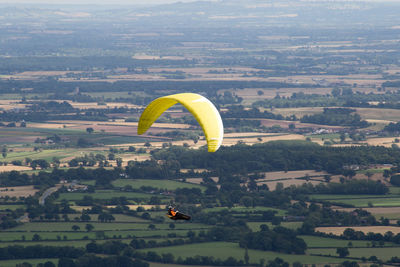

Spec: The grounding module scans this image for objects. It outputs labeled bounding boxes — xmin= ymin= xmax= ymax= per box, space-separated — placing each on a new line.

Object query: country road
xmin=39 ymin=186 xmax=60 ymax=206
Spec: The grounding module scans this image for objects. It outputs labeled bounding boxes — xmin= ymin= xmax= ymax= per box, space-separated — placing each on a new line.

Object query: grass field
xmin=0 ymin=204 xmax=25 ymax=211
xmin=0 ymin=258 xmax=58 ymax=267
xmin=328 ymin=197 xmax=400 ymax=207
xmin=203 ymin=206 xmax=287 ymax=216
xmin=300 ymin=235 xmax=396 ymax=248
xmin=6 ymin=221 xmax=209 ymax=232
xmin=247 ymin=222 xmax=302 ymax=231
xmin=66 ymin=213 xmax=148 ymax=222
xmin=112 ymin=179 xmax=205 ymax=191
xmin=0 ymin=230 xmax=195 ymax=246
xmin=141 ymin=242 xmax=345 ymax=264
xmin=316 ymin=226 xmax=400 ymax=235
xmin=0 ymin=238 xmax=131 ymax=248
xmin=57 ymin=190 xmax=160 ymax=201
xmin=309 ymin=247 xmax=400 ymax=261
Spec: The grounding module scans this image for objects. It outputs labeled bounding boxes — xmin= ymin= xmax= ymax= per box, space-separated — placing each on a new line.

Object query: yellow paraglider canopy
xmin=137 ymin=93 xmax=223 ymax=152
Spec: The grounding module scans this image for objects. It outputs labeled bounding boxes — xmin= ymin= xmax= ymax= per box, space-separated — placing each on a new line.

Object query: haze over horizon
xmin=0 ymin=0 xmax=397 ymax=5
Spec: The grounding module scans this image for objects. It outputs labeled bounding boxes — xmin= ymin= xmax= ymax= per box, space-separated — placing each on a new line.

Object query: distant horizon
xmin=0 ymin=0 xmax=398 ymax=5
xmin=0 ymin=0 xmax=203 ymax=5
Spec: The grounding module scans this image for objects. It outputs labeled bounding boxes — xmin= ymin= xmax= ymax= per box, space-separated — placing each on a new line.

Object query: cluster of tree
xmin=384 ymin=122 xmax=400 ymax=132
xmin=222 ymin=105 xmax=295 ymax=121
xmin=340 ymin=227 xmax=400 ymax=244
xmin=390 ymin=174 xmax=400 ymax=186
xmin=0 ymin=109 xmax=108 ymax=123
xmin=28 ymin=101 xmax=74 ymax=113
xmin=295 ymin=179 xmax=388 ymax=195
xmin=0 ymin=167 xmax=121 ymax=187
xmin=239 ymin=225 xmax=307 ymax=254
xmin=0 ymin=79 xmax=310 ymax=98
xmin=300 ymin=108 xmax=369 ymax=127
xmin=152 ymin=141 xmax=400 ymax=175
xmin=292 ymin=203 xmax=378 ymax=235
xmin=27 ymin=199 xmax=75 ymax=220
xmin=223 ymin=118 xmax=262 ymax=130
xmin=216 ymin=91 xmax=243 ymax=104
xmin=0 ymin=214 xmax=18 ymax=229
xmin=67 ymin=153 xmax=120 ymax=168
xmin=252 ymin=89 xmax=400 ymax=109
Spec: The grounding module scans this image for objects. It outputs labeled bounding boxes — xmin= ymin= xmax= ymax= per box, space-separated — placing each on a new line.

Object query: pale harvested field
xmin=273 ymin=107 xmax=324 ymax=118
xmin=0 ymin=102 xmax=27 ymax=111
xmin=331 ymin=144 xmax=364 ymax=147
xmin=70 ymin=206 xmax=91 ymax=212
xmin=119 ymin=154 xmax=151 ymax=163
xmin=2 ymin=71 xmax=83 ymax=80
xmin=258 ymin=170 xmax=328 ymax=180
xmin=106 ymin=204 xmax=167 ymax=210
xmin=148 ymin=67 xmax=258 ymax=75
xmin=224 ymin=132 xmax=277 ymax=138
xmin=17 ymin=71 xmax=81 ymax=76
xmin=181 ymin=169 xmax=209 ymax=173
xmin=0 ymin=185 xmax=38 ymax=197
xmin=272 ymin=107 xmax=400 ymax=122
xmin=316 ymin=226 xmax=400 ymax=235
xmin=259 ymin=119 xmax=344 ymax=129
xmin=110 ymin=134 xmax=306 ymax=150
xmin=27 ymin=122 xmax=79 ymax=129
xmin=186 ymin=177 xmax=218 ymax=184
xmin=329 ymin=173 xmax=387 ymax=184
xmin=50 ymin=120 xmax=190 ymax=129
xmin=366 ymin=119 xmax=395 ymax=124
xmin=363 ymin=137 xmax=400 ymax=147
xmin=222 ymin=135 xmax=304 ymax=146
xmin=133 ymin=55 xmax=186 ymax=60
xmin=68 ymin=102 xmax=140 ymax=110
xmin=223 ymin=88 xmax=333 ymax=102
xmin=356 ymin=108 xmax=400 ymax=121
xmin=0 ymin=166 xmax=32 ymax=172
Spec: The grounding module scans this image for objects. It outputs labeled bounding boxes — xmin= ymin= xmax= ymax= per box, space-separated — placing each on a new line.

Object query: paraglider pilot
xmin=167 ymin=206 xmax=191 ymax=220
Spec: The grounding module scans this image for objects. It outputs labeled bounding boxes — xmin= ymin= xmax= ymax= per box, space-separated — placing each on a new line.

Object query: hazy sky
xmin=0 ymin=0 xmax=396 ymax=5
xmin=0 ymin=0 xmax=199 ymax=4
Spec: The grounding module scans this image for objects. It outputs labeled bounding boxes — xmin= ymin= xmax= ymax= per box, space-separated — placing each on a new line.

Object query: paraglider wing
xmin=138 ymin=93 xmax=223 ymax=152
xmin=166 ymin=212 xmax=191 ymax=221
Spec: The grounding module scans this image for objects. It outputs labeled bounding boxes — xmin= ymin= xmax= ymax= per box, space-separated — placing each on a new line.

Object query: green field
xmin=0 ymin=258 xmax=58 ymax=267
xmin=300 ymin=235 xmax=396 ymax=248
xmin=80 ymin=180 xmax=96 ymax=186
xmin=66 ymin=213 xmax=148 ymax=222
xmin=142 ymin=242 xmax=345 ymax=264
xmin=0 ymin=229 xmax=196 ymax=246
xmin=330 ymin=197 xmax=400 ymax=207
xmin=309 ymin=247 xmax=400 ymax=261
xmin=6 ymin=221 xmax=209 ymax=232
xmin=203 ymin=206 xmax=287 ymax=216
xmin=0 ymin=204 xmax=25 ymax=211
xmin=4 ymin=147 xmax=105 ymax=162
xmin=112 ymin=179 xmax=205 ymax=191
xmin=247 ymin=222 xmax=302 ymax=231
xmin=309 ymin=194 xmax=400 ymax=207
xmin=57 ymin=190 xmax=159 ymax=201
xmin=390 ymin=187 xmax=400 ymax=194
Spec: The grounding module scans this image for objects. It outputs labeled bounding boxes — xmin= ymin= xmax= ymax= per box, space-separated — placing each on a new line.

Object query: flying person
xmin=166 ymin=206 xmax=191 ymax=220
